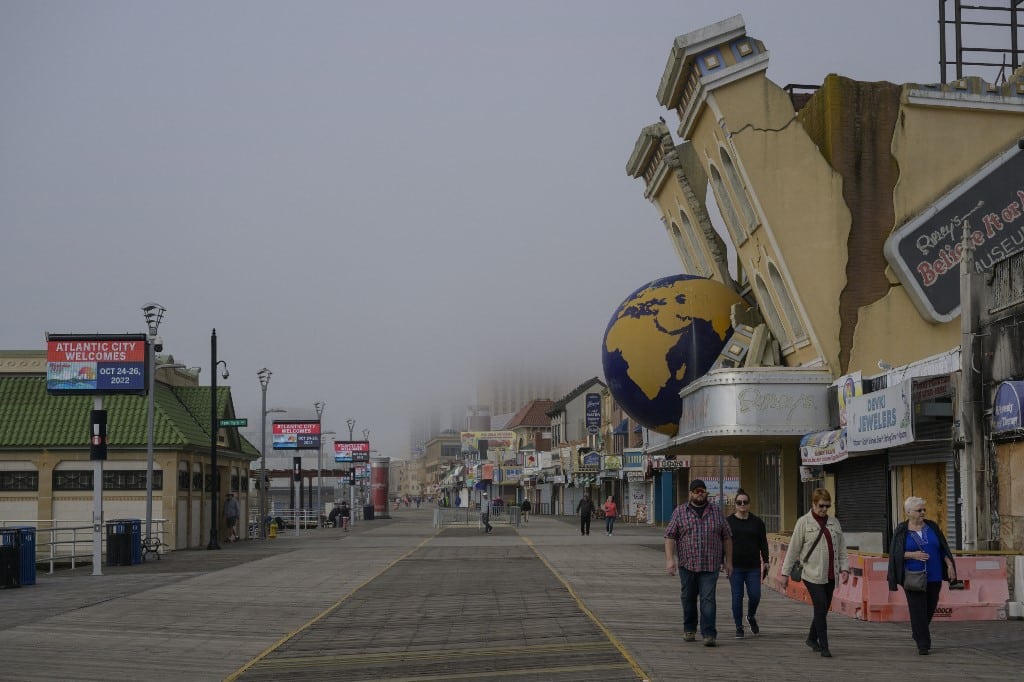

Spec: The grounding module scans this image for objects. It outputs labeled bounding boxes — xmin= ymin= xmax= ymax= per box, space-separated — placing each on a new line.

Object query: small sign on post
xmin=218 ymin=418 xmax=248 ymax=427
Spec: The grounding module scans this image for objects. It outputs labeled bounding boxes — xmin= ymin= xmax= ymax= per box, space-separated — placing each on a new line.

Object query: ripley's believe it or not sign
xmin=885 ymin=142 xmax=1024 ymax=323
xmin=45 ymin=333 xmax=148 ymax=394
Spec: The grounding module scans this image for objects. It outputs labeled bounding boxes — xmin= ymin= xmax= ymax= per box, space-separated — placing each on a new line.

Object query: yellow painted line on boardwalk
xmin=253 ymin=640 xmax=616 ymax=669
xmin=520 ymin=533 xmax=651 ymax=682
xmin=225 ymin=528 xmax=442 ymax=681
xmin=255 ymin=662 xmax=632 ymax=680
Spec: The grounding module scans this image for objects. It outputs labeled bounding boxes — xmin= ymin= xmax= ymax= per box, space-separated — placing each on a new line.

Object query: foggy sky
xmin=0 ymin=1 xmax=940 ymax=459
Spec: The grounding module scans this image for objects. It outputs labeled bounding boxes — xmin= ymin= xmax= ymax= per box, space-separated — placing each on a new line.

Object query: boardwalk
xmin=0 ymin=508 xmax=1021 ymax=681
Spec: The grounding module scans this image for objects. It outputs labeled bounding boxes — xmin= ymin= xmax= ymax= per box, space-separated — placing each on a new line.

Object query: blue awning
xmin=613 ymin=419 xmax=630 ymax=435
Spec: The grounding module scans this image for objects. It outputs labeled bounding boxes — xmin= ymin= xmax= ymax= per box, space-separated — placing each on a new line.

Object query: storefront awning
xmin=799 ymin=429 xmax=848 ymax=465
xmin=613 ymin=419 xmax=630 ymax=435
xmin=440 ymin=465 xmax=465 ymax=486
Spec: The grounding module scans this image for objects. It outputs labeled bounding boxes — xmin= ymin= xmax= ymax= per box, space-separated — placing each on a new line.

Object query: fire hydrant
xmin=269 ymin=521 xmax=277 ymax=539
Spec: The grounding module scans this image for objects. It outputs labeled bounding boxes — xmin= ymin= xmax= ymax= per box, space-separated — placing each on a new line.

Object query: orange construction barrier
xmin=859 ymin=555 xmax=1009 ymax=622
xmin=766 ymin=536 xmax=1010 ymax=622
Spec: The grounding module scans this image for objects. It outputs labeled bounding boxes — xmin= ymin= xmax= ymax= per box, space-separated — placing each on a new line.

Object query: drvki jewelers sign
xmin=45 ymin=333 xmax=148 ymax=395
xmin=846 ymin=381 xmax=914 ymax=451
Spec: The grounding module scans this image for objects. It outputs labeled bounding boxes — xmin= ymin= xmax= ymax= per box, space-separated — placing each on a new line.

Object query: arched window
xmin=708 ymin=164 xmax=745 ymax=245
xmin=753 ymin=274 xmax=786 ymax=343
xmin=678 ymin=210 xmax=708 ymax=277
xmin=769 ymin=262 xmax=805 ymax=338
xmin=720 ymin=148 xmax=758 ymax=232
xmin=670 ymin=221 xmax=696 ymax=274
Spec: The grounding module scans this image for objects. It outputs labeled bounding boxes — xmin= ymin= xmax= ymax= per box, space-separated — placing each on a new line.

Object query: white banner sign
xmin=847 ymin=380 xmax=914 ymax=451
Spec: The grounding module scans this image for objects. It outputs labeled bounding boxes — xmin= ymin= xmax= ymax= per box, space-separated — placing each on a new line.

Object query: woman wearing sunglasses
xmin=885 ymin=496 xmax=957 ymax=655
xmin=727 ymin=488 xmax=769 ymax=638
xmin=780 ymin=488 xmax=849 ymax=658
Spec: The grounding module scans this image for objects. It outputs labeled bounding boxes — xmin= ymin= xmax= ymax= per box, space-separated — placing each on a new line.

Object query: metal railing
xmin=433 ymin=507 xmax=521 ymax=528
xmin=248 ymin=508 xmax=330 ymax=538
xmin=0 ymin=519 xmax=169 ymax=574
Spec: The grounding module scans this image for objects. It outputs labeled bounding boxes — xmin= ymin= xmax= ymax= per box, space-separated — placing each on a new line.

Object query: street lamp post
xmin=208 ymin=329 xmax=229 ymax=550
xmin=314 ymin=401 xmax=325 ymax=522
xmin=318 ymin=429 xmax=336 ymax=523
xmin=257 ymin=368 xmax=272 ymax=539
xmin=142 ymin=302 xmax=166 ymax=545
xmin=346 ymin=418 xmax=356 ymax=520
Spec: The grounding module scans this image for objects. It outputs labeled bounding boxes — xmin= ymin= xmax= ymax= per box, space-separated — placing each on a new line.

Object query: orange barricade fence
xmin=766 ymin=535 xmax=1009 ymax=622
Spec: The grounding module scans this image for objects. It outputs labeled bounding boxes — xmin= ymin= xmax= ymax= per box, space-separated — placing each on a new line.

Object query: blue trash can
xmin=10 ymin=527 xmax=35 ymax=586
xmin=124 ymin=519 xmax=142 ymax=565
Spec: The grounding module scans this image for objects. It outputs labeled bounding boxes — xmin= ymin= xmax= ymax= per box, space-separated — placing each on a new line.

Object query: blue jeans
xmin=605 ymin=516 xmax=616 ymax=534
xmin=729 ymin=568 xmax=762 ymax=627
xmin=678 ymin=567 xmax=718 ymax=638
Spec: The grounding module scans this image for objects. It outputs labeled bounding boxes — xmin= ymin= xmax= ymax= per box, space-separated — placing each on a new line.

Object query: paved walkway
xmin=0 ymin=508 xmax=1021 ymax=681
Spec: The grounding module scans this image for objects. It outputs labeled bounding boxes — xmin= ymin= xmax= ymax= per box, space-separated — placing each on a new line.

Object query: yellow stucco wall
xmin=849 ymin=93 xmax=1024 ymax=372
xmin=700 ymin=76 xmax=850 ymax=372
xmin=891 ymin=98 xmax=1024 ymax=226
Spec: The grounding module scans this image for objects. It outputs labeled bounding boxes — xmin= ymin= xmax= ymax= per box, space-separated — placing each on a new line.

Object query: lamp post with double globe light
xmin=257 ymin=368 xmax=273 ymax=538
xmin=314 ymin=402 xmax=325 ymax=519
xmin=142 ymin=302 xmax=166 ymax=545
xmin=318 ymin=429 xmax=336 ymax=523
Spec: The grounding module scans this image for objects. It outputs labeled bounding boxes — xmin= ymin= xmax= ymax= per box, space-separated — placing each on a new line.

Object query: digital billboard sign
xmin=45 ymin=333 xmax=148 ymax=395
xmin=334 ymin=440 xmax=370 ymax=462
xmin=272 ymin=420 xmax=321 ymax=450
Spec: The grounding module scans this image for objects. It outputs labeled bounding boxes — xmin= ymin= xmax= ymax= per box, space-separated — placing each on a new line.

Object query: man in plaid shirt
xmin=664 ymin=479 xmax=733 ymax=647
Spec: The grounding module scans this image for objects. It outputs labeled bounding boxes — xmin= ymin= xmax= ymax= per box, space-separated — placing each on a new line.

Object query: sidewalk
xmin=0 ymin=508 xmax=1020 ymax=681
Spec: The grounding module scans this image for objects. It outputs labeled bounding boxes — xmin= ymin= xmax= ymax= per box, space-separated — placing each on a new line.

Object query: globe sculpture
xmin=602 ymin=274 xmax=744 ymax=437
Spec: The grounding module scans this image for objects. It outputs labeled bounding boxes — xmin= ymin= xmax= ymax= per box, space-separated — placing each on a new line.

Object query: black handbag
xmin=903 ymin=531 xmax=928 ymax=592
xmin=790 ymin=524 xmax=826 ymax=582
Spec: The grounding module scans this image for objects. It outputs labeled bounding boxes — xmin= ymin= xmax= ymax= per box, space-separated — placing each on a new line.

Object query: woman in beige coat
xmin=780 ymin=488 xmax=850 ymax=658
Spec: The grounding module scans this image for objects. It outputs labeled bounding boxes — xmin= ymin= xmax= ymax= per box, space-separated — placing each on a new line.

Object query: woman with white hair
xmin=886 ymin=496 xmax=957 ymax=655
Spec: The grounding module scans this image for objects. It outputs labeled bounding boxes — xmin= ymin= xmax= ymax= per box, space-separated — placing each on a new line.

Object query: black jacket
xmin=576 ymin=498 xmax=595 ymax=516
xmin=886 ymin=518 xmax=955 ymax=591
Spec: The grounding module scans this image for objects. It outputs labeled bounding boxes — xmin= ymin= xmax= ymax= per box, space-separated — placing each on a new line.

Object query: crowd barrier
xmin=767 ymin=535 xmax=1009 ymax=622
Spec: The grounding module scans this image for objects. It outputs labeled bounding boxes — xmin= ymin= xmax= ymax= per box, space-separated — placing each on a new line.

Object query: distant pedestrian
xmin=664 ymin=479 xmax=733 ymax=647
xmin=727 ymin=488 xmax=769 ymax=638
xmin=455 ymin=494 xmax=462 ymax=508
xmin=780 ymin=488 xmax=849 ymax=658
xmin=520 ymin=498 xmax=532 ymax=523
xmin=339 ymin=500 xmax=351 ymax=531
xmin=886 ymin=496 xmax=957 ymax=655
xmin=481 ymin=493 xmax=493 ymax=534
xmin=224 ymin=493 xmax=240 ymax=542
xmin=328 ymin=503 xmax=342 ymax=528
xmin=576 ymin=494 xmax=595 ymax=536
xmin=603 ymin=496 xmax=618 ymax=536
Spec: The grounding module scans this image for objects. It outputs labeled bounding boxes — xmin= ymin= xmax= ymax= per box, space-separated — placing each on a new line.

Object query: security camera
xmin=152 ymin=335 xmax=164 ymax=353
xmin=221 ymin=367 xmax=230 ymax=380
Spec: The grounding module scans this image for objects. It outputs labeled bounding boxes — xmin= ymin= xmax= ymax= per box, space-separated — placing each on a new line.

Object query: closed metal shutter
xmin=833 ymin=453 xmax=889 ymax=536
